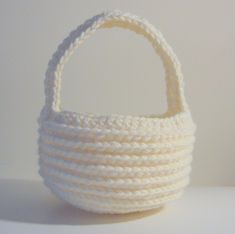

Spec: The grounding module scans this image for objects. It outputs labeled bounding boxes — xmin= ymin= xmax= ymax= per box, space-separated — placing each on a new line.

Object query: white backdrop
xmin=0 ymin=0 xmax=234 ymax=186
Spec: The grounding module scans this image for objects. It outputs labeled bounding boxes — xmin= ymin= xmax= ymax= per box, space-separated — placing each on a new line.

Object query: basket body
xmin=38 ymin=11 xmax=196 ymax=214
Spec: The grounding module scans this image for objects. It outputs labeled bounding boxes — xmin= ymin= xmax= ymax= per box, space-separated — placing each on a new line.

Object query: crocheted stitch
xmin=38 ymin=10 xmax=196 ymax=214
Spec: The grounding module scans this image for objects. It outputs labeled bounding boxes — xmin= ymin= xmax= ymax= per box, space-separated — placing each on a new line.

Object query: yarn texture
xmin=38 ymin=10 xmax=196 ymax=214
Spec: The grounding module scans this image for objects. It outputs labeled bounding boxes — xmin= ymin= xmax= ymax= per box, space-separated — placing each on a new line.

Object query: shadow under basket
xmin=38 ymin=10 xmax=196 ymax=214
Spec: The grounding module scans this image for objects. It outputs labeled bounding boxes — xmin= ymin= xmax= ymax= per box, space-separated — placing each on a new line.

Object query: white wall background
xmin=0 ymin=0 xmax=234 ymax=186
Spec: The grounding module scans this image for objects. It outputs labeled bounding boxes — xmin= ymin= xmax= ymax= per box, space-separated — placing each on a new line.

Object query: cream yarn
xmin=38 ymin=10 xmax=196 ymax=214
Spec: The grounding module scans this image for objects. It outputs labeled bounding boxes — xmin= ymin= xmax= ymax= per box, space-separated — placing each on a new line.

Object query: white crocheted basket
xmin=38 ymin=10 xmax=196 ymax=214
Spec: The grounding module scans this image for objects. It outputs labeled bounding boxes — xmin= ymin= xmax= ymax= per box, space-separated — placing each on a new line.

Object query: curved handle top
xmin=42 ymin=10 xmax=189 ymax=120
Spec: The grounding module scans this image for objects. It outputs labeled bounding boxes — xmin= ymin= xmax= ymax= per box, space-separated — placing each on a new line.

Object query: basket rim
xmin=47 ymin=109 xmax=195 ymax=130
xmin=55 ymin=108 xmax=190 ymax=119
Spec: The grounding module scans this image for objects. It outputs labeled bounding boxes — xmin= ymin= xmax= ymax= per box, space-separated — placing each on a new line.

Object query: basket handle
xmin=42 ymin=10 xmax=189 ymax=120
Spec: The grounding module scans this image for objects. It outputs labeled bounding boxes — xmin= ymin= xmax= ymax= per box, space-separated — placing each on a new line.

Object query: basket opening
xmin=60 ymin=28 xmax=167 ymax=117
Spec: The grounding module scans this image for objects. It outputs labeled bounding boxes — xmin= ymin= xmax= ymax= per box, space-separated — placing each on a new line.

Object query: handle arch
xmin=42 ymin=10 xmax=189 ymax=121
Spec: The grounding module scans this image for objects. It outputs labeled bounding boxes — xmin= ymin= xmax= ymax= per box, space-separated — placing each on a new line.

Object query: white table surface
xmin=0 ymin=179 xmax=234 ymax=234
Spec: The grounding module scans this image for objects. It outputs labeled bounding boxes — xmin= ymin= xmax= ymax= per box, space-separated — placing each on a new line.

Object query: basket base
xmin=51 ymin=188 xmax=166 ymax=214
xmin=42 ymin=178 xmax=181 ymax=214
xmin=68 ymin=201 xmax=165 ymax=215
